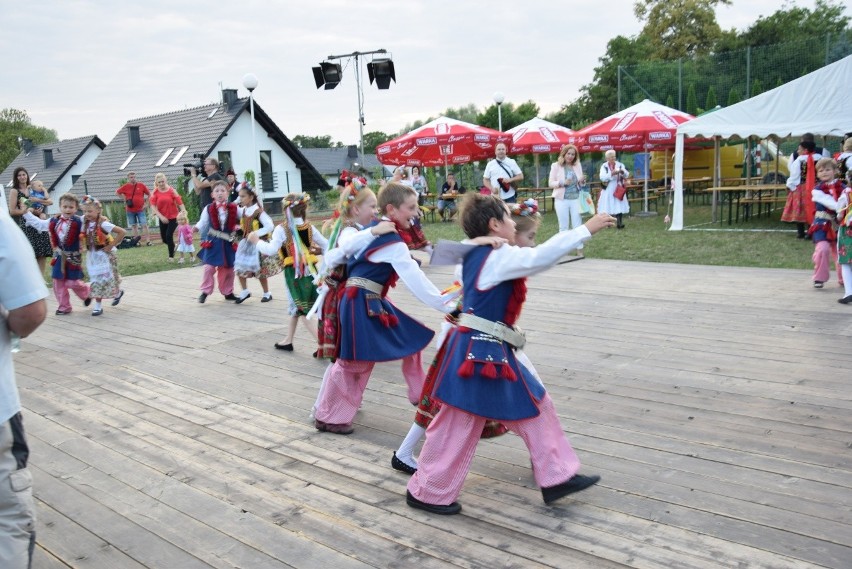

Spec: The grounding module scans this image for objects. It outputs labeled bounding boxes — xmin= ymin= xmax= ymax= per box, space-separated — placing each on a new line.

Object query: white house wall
xmin=47 ymin=144 xmax=102 ymax=213
xmin=212 ymin=111 xmax=303 ymax=197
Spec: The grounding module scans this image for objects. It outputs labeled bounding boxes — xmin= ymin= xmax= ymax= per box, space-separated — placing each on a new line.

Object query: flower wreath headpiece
xmin=281 ymin=194 xmax=311 ymax=209
xmin=82 ymin=195 xmax=101 ymax=207
xmin=510 ymin=198 xmax=540 ymax=218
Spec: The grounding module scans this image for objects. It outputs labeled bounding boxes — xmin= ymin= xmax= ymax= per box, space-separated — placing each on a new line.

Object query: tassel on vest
xmin=481 ymin=361 xmax=497 ymax=379
xmin=501 ymin=363 xmax=517 ymax=381
xmin=458 ymin=359 xmax=475 ymax=378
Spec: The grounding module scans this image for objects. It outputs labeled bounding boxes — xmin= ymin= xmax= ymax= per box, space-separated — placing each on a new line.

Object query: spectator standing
xmin=483 ymin=143 xmax=523 ymax=203
xmin=549 ymin=144 xmax=586 ymax=236
xmin=149 ymin=173 xmax=187 ymax=262
xmin=598 ymin=150 xmax=630 ymax=229
xmin=0 ymin=207 xmax=49 ymax=568
xmin=7 ymin=167 xmax=52 ymax=274
xmin=190 ymin=157 xmax=224 ymax=210
xmin=115 ymin=172 xmax=152 ymax=246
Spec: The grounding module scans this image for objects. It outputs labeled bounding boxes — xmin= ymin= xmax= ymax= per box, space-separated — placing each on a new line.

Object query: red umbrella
xmin=377 ymin=116 xmax=509 ymax=168
xmin=572 ymin=99 xmax=694 ymax=152
xmin=506 ymin=117 xmax=574 ymax=154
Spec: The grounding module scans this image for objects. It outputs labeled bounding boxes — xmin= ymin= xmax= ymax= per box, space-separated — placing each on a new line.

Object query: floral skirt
xmin=89 ymin=250 xmax=121 ymax=299
xmin=316 ymin=273 xmax=345 ymax=360
xmin=781 ymin=185 xmax=808 ymax=223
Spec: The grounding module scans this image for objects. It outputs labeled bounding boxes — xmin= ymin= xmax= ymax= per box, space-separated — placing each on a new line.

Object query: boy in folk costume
xmin=193 ymin=181 xmax=239 ymax=303
xmin=250 ymin=193 xmax=328 ymax=351
xmin=808 ymin=158 xmax=846 ymax=289
xmin=23 ymin=192 xmax=91 ymax=315
xmin=406 ymin=193 xmax=615 ymax=515
xmin=313 ymin=182 xmax=456 ymax=435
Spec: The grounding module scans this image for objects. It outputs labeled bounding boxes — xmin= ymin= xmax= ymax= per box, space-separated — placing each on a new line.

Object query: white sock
xmin=842 ymin=264 xmax=852 ymax=297
xmin=395 ymin=423 xmax=425 ymax=467
xmin=239 ymin=288 xmax=250 ymax=299
xmin=93 ymin=301 xmax=102 ymax=310
xmin=263 ymin=291 xmax=272 ymax=299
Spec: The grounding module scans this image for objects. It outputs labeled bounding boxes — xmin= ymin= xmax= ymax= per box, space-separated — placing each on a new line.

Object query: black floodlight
xmin=312 ymin=61 xmax=343 ymax=90
xmin=367 ymin=58 xmax=396 ymax=90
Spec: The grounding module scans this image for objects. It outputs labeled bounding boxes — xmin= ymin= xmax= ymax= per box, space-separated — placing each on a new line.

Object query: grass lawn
xmin=102 ymin=198 xmax=813 ymax=280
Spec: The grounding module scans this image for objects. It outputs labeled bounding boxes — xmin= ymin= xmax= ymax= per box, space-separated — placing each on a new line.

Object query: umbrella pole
xmin=534 ymin=155 xmax=540 ymax=187
xmin=643 ymin=151 xmax=649 ymax=212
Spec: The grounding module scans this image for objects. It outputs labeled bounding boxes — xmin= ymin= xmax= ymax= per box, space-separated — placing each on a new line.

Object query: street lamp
xmin=242 ymin=73 xmax=259 ymax=190
xmin=493 ymin=91 xmax=505 ymax=131
xmin=312 ymin=49 xmax=395 ymax=156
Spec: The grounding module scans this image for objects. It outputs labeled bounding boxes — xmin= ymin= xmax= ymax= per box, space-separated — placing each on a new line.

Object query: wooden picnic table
xmin=701 ymin=184 xmax=787 ymax=224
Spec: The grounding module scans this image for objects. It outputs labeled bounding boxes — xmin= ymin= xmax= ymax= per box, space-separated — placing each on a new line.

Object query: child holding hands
xmin=406 ymin=193 xmax=615 ymax=515
xmin=80 ymin=196 xmax=126 ymax=315
xmin=194 ymin=181 xmax=239 ymax=303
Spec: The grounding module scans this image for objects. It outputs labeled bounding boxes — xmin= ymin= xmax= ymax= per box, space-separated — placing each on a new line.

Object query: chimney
xmin=21 ymin=138 xmax=33 ymax=154
xmin=43 ymin=149 xmax=54 ymax=168
xmin=222 ymin=88 xmax=238 ymax=108
xmin=347 ymin=145 xmax=358 ymax=158
xmin=128 ymin=126 xmax=140 ymax=150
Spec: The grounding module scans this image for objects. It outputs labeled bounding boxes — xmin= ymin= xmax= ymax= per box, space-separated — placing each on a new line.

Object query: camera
xmin=183 ymin=153 xmax=206 ymax=176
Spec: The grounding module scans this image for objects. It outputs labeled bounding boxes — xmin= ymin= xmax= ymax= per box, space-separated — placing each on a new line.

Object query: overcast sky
xmin=2 ymin=0 xmax=844 ymax=149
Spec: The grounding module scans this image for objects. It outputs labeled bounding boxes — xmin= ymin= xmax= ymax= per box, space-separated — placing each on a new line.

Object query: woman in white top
xmin=549 ymin=144 xmax=586 ymax=240
xmin=598 ymin=149 xmax=630 ymax=229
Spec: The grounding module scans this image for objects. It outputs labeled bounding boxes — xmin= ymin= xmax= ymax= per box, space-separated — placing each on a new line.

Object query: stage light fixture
xmin=367 ymin=58 xmax=396 ymax=90
xmin=312 ymin=61 xmax=343 ymax=90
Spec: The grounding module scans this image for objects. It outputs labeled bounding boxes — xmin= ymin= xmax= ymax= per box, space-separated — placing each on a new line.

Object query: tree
xmin=0 ymin=108 xmax=58 ymax=172
xmin=634 ymin=0 xmax=731 ymax=59
xmin=727 ymin=87 xmax=741 ymax=106
xmin=704 ymin=86 xmax=717 ymax=111
xmin=361 ymin=131 xmax=393 ymax=154
xmin=686 ymin=84 xmax=698 ymax=116
xmin=750 ymin=78 xmax=763 ymax=98
xmin=291 ymin=134 xmax=336 ymax=148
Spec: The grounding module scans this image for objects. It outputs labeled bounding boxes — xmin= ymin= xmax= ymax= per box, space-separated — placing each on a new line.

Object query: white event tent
xmin=670 ymin=54 xmax=852 ymax=230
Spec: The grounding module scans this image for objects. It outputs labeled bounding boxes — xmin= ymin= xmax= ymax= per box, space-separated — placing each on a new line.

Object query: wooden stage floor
xmin=14 ymin=258 xmax=852 ymax=568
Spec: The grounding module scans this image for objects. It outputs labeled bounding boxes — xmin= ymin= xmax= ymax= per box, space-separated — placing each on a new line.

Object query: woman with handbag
xmin=149 ymin=173 xmax=187 ymax=262
xmin=598 ymin=149 xmax=630 ymax=229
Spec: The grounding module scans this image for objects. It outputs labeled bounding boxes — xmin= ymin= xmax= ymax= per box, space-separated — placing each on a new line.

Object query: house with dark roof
xmin=300 ymin=145 xmax=392 ymax=187
xmin=1 ymin=135 xmax=105 ymax=213
xmin=73 ymin=88 xmax=328 ymax=213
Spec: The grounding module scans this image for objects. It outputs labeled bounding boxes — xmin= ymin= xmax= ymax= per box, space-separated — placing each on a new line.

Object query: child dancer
xmin=313 ymin=182 xmax=456 ymax=435
xmin=250 ymin=194 xmax=328 ymax=351
xmin=836 ymin=171 xmax=852 ymax=304
xmin=175 ymin=212 xmax=196 ymax=264
xmin=809 ymin=158 xmax=845 ymax=289
xmin=392 ymin=199 xmax=538 ymax=474
xmin=308 ymin=181 xmax=397 ymax=417
xmin=80 ymin=196 xmax=126 ymax=315
xmin=406 ymin=193 xmax=614 ymax=514
xmin=234 ymin=186 xmax=279 ymax=304
xmin=23 ymin=193 xmax=91 ymax=315
xmin=193 ymin=181 xmax=239 ymax=303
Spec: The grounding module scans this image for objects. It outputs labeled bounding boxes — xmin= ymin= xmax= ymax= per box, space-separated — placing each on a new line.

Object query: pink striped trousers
xmin=314 ymin=352 xmax=426 ymax=426
xmin=53 ymin=278 xmax=90 ymax=312
xmin=812 ymin=241 xmax=841 ymax=284
xmin=200 ymin=264 xmax=234 ymax=295
xmin=407 ymin=394 xmax=581 ymax=505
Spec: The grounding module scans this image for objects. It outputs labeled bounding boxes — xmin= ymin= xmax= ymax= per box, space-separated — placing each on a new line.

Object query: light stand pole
xmin=242 ymin=73 xmax=259 ymax=190
xmin=325 ymin=48 xmax=388 ymax=156
xmin=493 ymin=91 xmax=505 ymax=131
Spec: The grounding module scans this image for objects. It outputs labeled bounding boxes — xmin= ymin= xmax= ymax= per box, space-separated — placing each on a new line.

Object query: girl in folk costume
xmin=783 ymin=140 xmax=823 ymax=239
xmin=22 ymin=193 xmax=92 ymax=315
xmin=313 ymin=182 xmax=457 ymax=435
xmin=406 ymin=194 xmax=615 ymax=515
xmin=808 ymin=158 xmax=846 ymax=289
xmin=233 ymin=186 xmax=280 ymax=304
xmin=307 ymin=179 xmax=397 ymax=417
xmin=193 ymin=181 xmax=240 ymax=303
xmin=80 ymin=196 xmax=126 ymax=316
xmin=250 ymin=193 xmax=328 ymax=351
xmin=392 ymin=200 xmax=540 ymax=474
xmin=175 ymin=212 xmax=196 ymax=264
xmin=835 ymin=169 xmax=852 ymax=304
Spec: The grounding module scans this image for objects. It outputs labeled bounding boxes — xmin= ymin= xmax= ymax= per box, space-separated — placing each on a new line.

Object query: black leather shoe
xmin=224 ymin=293 xmax=238 ymax=301
xmin=274 ymin=342 xmax=293 ymax=351
xmin=839 ymin=295 xmax=852 ymax=304
xmin=55 ymin=309 xmax=71 ymax=315
xmin=260 ymin=294 xmax=272 ymax=303
xmin=314 ymin=419 xmax=354 ymax=435
xmin=198 ymin=293 xmax=208 ymax=304
xmin=84 ymin=297 xmax=92 ymax=307
xmin=235 ymin=291 xmax=251 ymax=304
xmin=392 ymin=452 xmax=417 ymax=475
xmin=542 ymin=474 xmax=601 ymax=504
xmin=406 ymin=491 xmax=461 ymax=515
xmin=111 ymin=289 xmax=125 ymax=306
